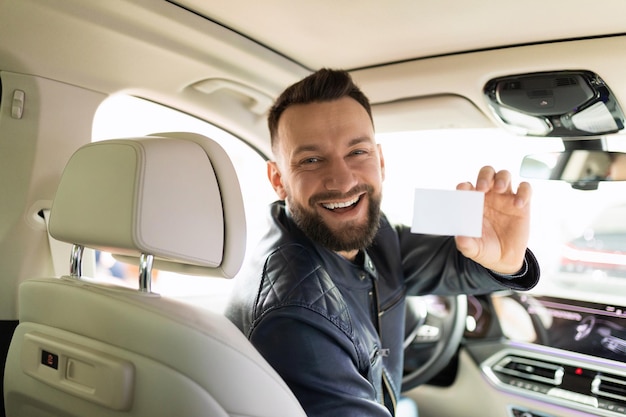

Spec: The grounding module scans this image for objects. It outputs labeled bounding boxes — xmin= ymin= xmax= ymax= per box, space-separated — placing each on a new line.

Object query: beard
xmin=287 ymin=184 xmax=382 ymax=252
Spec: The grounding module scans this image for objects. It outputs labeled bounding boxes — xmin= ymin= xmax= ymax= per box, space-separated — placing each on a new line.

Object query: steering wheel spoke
xmin=411 ymin=323 xmax=442 ymax=344
xmin=402 ymin=294 xmax=468 ymax=391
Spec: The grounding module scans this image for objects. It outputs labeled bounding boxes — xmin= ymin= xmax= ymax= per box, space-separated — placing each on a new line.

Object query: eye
xmin=349 ymin=148 xmax=369 ymax=157
xmin=296 ymin=156 xmax=323 ymax=168
xmin=302 ymin=156 xmax=320 ymax=164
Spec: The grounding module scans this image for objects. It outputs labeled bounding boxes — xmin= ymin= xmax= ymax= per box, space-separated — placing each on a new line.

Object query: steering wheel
xmin=401 ymin=294 xmax=468 ymax=391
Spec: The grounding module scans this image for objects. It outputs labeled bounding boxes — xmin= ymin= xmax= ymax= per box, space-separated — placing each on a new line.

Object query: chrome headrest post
xmin=138 ymin=253 xmax=154 ymax=293
xmin=69 ymin=244 xmax=84 ymax=278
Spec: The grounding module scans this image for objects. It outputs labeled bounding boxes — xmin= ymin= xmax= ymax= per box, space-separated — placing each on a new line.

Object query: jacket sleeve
xmin=395 ymin=224 xmax=540 ymax=296
xmin=249 ymin=308 xmax=393 ymax=417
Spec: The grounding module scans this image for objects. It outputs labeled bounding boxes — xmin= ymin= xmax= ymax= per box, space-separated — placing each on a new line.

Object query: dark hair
xmin=268 ymin=68 xmax=373 ymax=151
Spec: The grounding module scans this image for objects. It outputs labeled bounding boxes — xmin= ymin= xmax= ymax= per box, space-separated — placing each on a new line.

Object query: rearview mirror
xmin=520 ymin=150 xmax=626 ymax=188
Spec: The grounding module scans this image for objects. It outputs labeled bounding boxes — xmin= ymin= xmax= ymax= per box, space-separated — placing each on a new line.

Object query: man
xmin=226 ymin=68 xmax=540 ymax=417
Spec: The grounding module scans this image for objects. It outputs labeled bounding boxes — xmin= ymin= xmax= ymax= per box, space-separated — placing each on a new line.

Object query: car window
xmin=378 ymin=128 xmax=626 ymax=307
xmin=92 ymin=96 xmax=626 ymax=313
xmin=92 ymin=95 xmax=275 ymax=312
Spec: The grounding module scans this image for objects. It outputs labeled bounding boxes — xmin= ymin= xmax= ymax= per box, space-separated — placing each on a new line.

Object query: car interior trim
xmin=481 ymin=344 xmax=626 ymax=416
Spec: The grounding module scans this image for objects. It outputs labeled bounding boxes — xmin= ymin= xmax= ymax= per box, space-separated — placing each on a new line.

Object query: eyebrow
xmin=292 ymin=136 xmax=374 ymax=157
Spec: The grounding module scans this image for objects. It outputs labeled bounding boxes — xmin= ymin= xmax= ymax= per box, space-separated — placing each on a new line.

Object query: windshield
xmin=377 ymin=128 xmax=626 ymax=306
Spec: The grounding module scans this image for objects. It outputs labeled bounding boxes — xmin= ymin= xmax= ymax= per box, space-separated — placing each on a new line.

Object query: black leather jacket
xmin=226 ymin=201 xmax=540 ymax=417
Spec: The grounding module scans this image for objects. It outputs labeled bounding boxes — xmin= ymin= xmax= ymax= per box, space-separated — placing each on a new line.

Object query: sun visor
xmin=371 ymin=94 xmax=492 ymax=133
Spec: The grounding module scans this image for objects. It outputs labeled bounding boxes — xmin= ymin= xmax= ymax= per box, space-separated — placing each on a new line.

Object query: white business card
xmin=411 ymin=188 xmax=484 ymax=237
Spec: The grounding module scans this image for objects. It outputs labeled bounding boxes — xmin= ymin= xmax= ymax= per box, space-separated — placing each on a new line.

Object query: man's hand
xmin=454 ymin=165 xmax=531 ymax=274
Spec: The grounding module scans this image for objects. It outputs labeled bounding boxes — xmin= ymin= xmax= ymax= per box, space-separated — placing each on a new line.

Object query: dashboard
xmin=465 ymin=292 xmax=626 ymax=417
xmin=510 ymin=294 xmax=626 ymax=362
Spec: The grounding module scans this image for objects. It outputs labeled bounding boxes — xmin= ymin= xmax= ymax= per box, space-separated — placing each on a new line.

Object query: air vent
xmin=483 ymin=349 xmax=626 ymax=415
xmin=493 ymin=356 xmax=564 ymax=386
xmin=592 ymin=374 xmax=626 ymax=402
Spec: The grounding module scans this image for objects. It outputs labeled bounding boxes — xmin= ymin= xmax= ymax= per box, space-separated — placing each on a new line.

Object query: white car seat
xmin=3 ymin=133 xmax=306 ymax=417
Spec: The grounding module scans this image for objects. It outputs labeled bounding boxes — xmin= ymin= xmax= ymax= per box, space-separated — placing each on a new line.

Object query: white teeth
xmin=322 ymin=197 xmax=359 ymax=210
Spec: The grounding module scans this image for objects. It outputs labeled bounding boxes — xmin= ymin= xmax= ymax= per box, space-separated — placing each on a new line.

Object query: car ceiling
xmin=1 ymin=0 xmax=626 ymax=155
xmin=175 ymin=0 xmax=626 ymax=70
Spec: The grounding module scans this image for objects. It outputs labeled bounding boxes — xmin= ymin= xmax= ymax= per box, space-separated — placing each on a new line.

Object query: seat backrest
xmin=3 ymin=133 xmax=306 ymax=417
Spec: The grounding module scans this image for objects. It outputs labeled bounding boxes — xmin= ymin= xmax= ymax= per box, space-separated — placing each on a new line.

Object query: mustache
xmin=309 ymin=184 xmax=373 ymax=206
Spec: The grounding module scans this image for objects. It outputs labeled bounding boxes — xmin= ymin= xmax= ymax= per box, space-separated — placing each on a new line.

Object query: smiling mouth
xmin=321 ymin=195 xmax=361 ymax=210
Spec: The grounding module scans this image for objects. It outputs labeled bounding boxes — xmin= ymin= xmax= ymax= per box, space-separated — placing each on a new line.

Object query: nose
xmin=323 ymin=158 xmax=358 ymax=192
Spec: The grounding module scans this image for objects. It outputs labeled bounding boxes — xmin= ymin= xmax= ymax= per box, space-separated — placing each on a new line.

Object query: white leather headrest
xmin=49 ymin=133 xmax=246 ymax=278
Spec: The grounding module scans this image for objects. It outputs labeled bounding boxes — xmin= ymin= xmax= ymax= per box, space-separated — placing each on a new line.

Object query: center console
xmin=472 ymin=294 xmax=626 ymax=416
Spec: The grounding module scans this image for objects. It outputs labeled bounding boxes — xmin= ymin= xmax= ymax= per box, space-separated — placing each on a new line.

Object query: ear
xmin=267 ymin=161 xmax=287 ymax=200
xmin=377 ymin=143 xmax=385 ymax=181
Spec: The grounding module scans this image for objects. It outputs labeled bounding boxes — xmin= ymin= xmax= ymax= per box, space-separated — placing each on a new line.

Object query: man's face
xmin=268 ymin=97 xmax=385 ymax=256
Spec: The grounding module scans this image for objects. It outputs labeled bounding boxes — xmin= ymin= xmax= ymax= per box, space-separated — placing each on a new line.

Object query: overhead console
xmin=484 ymin=70 xmax=626 ymax=137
